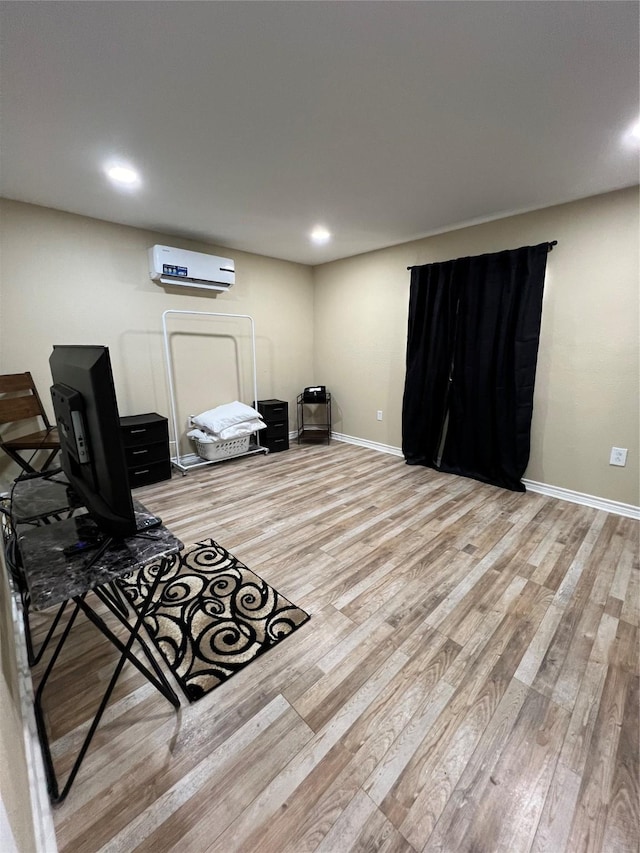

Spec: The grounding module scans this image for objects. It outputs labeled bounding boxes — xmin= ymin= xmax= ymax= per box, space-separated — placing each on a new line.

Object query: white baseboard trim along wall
xmin=330 ymin=432 xmax=404 ymax=458
xmin=521 ymin=479 xmax=640 ymax=520
xmin=331 ymin=432 xmax=640 ymax=520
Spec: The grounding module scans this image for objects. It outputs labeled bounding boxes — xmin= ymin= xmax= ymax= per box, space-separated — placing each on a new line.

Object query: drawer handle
xmin=132 ymin=450 xmax=148 ymax=455
xmin=133 ymin=469 xmax=150 ymax=476
xmin=130 ymin=428 xmax=147 ymax=434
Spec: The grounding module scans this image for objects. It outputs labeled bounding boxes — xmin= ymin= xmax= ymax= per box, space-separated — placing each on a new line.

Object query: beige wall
xmin=313 ymin=187 xmax=640 ymax=506
xmin=0 ymin=199 xmax=314 ymax=483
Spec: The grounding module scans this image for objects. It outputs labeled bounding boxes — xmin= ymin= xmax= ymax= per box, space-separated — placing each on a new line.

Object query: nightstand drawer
xmin=124 ymin=442 xmax=168 ymax=467
xmin=121 ymin=414 xmax=168 ymax=448
xmin=255 ymin=399 xmax=288 ymax=422
xmin=262 ymin=434 xmax=289 ymax=453
xmin=263 ymin=419 xmax=288 ymax=438
xmin=127 ymin=460 xmax=172 ymax=487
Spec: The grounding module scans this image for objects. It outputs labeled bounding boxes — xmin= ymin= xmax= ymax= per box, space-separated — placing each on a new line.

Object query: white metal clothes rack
xmin=161 ymin=309 xmax=268 ymax=474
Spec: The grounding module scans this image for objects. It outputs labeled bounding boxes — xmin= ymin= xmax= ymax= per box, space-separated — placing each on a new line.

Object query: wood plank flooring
xmin=28 ymin=441 xmax=639 ymax=852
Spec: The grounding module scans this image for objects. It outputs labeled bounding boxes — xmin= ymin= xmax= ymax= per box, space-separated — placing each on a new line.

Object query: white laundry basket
xmin=194 ymin=434 xmax=251 ymax=461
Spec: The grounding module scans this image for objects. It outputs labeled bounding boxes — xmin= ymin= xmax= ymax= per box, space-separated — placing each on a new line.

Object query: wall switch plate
xmin=609 ymin=447 xmax=628 ymax=466
xmin=376 ymin=410 xmax=383 ymax=421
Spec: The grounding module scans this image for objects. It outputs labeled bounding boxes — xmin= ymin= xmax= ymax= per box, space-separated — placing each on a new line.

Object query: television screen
xmin=49 ymin=345 xmax=136 ymax=539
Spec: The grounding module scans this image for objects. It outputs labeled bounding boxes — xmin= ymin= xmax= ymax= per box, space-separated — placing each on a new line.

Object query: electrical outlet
xmin=376 ymin=410 xmax=383 ymax=421
xmin=609 ymin=447 xmax=628 ymax=466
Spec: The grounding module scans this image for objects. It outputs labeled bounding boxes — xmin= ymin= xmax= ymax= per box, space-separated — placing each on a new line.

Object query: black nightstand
xmin=254 ymin=399 xmax=289 ymax=453
xmin=120 ymin=413 xmax=172 ymax=487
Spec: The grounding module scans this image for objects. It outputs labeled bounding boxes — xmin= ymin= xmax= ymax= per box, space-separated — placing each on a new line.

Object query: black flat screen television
xmin=49 ymin=345 xmax=136 ymax=539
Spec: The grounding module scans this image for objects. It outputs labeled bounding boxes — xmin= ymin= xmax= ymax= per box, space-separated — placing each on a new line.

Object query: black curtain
xmin=402 ymin=243 xmax=549 ymax=492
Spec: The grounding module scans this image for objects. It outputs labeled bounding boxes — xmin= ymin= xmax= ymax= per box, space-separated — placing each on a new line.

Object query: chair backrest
xmin=0 ymin=372 xmax=51 ymax=428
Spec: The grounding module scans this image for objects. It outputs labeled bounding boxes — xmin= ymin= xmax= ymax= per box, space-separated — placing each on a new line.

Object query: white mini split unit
xmin=148 ymin=245 xmax=235 ymax=292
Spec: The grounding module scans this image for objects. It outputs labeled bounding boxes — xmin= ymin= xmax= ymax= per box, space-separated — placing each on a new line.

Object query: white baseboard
xmin=332 ymin=432 xmax=640 ymax=519
xmin=522 ymin=479 xmax=639 ymax=520
xmin=330 ymin=431 xmax=404 ymax=458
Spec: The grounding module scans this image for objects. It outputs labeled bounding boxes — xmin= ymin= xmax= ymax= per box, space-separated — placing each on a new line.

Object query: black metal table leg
xmin=78 ymin=593 xmax=179 ymax=705
xmin=92 ymin=585 xmax=172 ymax=690
xmin=99 ymin=580 xmax=130 ymax=618
xmin=33 ymin=597 xmax=84 ymax=803
xmin=23 ymin=597 xmax=68 ymax=666
xmin=33 ymin=555 xmax=179 ymax=804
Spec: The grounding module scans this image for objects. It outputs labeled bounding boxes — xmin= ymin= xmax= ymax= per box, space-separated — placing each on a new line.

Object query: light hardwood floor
xmin=29 ymin=441 xmax=639 ymax=852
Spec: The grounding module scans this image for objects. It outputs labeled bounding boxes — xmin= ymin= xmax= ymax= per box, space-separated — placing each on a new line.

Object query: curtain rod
xmin=407 ymin=240 xmax=558 ymax=271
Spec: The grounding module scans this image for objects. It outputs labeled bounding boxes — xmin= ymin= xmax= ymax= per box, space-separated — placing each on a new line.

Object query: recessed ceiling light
xmin=105 ymin=163 xmax=141 ymax=187
xmin=310 ymin=226 xmax=331 ymax=245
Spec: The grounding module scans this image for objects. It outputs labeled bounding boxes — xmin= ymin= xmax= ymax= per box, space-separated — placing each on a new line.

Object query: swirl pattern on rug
xmin=118 ymin=539 xmax=310 ymax=701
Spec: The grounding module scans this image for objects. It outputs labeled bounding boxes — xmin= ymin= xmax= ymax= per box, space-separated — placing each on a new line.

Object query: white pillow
xmin=187 ymin=427 xmax=219 ymax=444
xmin=218 ymin=419 xmax=266 ymax=440
xmin=190 ymin=401 xmax=263 ymax=434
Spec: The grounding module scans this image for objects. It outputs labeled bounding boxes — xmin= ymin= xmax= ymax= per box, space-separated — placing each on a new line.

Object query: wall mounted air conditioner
xmin=148 ymin=245 xmax=235 ymax=291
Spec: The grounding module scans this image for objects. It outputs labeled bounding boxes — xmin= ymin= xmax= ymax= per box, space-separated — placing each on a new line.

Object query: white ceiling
xmin=1 ymin=1 xmax=638 ymax=265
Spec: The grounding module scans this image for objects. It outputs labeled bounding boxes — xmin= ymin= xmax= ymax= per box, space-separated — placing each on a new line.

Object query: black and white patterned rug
xmin=118 ymin=539 xmax=310 ymax=701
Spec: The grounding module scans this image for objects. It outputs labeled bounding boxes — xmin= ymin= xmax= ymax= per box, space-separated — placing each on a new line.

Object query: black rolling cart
xmin=120 ymin=413 xmax=172 ymax=487
xmin=254 ymin=399 xmax=290 ymax=453
xmin=297 ymin=389 xmax=331 ymax=445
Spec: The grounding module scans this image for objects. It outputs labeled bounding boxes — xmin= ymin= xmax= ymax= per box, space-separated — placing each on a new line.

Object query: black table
xmin=10 ymin=473 xmax=183 ymax=803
